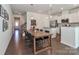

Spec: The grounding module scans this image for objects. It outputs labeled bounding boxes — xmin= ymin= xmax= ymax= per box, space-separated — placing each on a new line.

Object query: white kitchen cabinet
xmin=69 ymin=12 xmax=78 ymax=23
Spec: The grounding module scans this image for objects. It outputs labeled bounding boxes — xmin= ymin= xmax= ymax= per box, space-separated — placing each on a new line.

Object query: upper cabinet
xmin=52 ymin=10 xmax=79 ymax=23
xmin=69 ymin=12 xmax=78 ymax=23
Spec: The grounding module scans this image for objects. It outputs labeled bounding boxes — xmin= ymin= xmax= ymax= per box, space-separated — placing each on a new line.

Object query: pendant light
xmin=49 ymin=4 xmax=52 ymax=20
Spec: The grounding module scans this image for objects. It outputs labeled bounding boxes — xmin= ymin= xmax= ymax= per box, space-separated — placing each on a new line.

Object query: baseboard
xmin=61 ymin=41 xmax=77 ymax=49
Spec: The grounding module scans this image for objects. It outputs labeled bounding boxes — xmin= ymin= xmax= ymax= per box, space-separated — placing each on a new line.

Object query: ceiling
xmin=10 ymin=4 xmax=79 ymax=15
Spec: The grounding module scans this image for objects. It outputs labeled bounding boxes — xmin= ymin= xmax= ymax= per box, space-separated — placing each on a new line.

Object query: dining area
xmin=22 ymin=18 xmax=53 ymax=54
xmin=24 ymin=28 xmax=52 ymax=55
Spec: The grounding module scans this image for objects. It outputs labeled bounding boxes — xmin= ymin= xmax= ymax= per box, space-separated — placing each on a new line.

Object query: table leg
xmin=49 ymin=35 xmax=52 ymax=54
xmin=33 ymin=38 xmax=36 ymax=54
xmin=50 ymin=35 xmax=52 ymax=47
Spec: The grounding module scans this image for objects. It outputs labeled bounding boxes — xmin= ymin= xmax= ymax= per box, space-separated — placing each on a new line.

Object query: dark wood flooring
xmin=5 ymin=30 xmax=79 ymax=55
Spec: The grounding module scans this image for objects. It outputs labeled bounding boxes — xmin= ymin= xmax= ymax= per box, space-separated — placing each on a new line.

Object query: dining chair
xmin=36 ymin=28 xmax=39 ymax=31
xmin=40 ymin=29 xmax=43 ymax=31
xmin=44 ymin=30 xmax=50 ymax=39
xmin=45 ymin=30 xmax=49 ymax=33
xmin=43 ymin=30 xmax=50 ymax=47
xmin=25 ymin=31 xmax=33 ymax=48
xmin=36 ymin=38 xmax=43 ymax=50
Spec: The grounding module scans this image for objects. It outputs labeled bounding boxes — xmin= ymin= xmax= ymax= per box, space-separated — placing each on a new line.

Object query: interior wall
xmin=26 ymin=12 xmax=50 ymax=30
xmin=0 ymin=4 xmax=14 ymax=55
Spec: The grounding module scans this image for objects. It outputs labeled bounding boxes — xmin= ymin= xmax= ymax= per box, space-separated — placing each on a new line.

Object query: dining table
xmin=28 ymin=29 xmax=52 ymax=54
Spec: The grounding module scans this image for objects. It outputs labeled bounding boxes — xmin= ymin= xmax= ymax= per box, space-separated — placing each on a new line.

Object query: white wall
xmin=27 ymin=12 xmax=50 ymax=30
xmin=0 ymin=5 xmax=13 ymax=55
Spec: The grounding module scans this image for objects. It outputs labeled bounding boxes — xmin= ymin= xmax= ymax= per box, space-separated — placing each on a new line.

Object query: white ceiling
xmin=10 ymin=4 xmax=79 ymax=15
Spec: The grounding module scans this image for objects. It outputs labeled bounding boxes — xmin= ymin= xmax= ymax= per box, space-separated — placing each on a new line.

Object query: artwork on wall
xmin=3 ymin=20 xmax=8 ymax=31
xmin=31 ymin=19 xmax=36 ymax=26
xmin=0 ymin=5 xmax=9 ymax=32
xmin=0 ymin=5 xmax=4 ymax=18
xmin=31 ymin=19 xmax=36 ymax=31
xmin=0 ymin=17 xmax=3 ymax=31
xmin=4 ymin=10 xmax=9 ymax=20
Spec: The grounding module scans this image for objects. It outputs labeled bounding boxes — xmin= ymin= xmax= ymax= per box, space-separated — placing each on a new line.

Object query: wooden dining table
xmin=28 ymin=30 xmax=52 ymax=54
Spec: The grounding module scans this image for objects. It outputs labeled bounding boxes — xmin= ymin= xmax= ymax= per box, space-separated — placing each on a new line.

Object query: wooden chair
xmin=43 ymin=30 xmax=50 ymax=47
xmin=36 ymin=28 xmax=39 ymax=31
xmin=44 ymin=30 xmax=50 ymax=39
xmin=45 ymin=30 xmax=49 ymax=33
xmin=40 ymin=29 xmax=43 ymax=31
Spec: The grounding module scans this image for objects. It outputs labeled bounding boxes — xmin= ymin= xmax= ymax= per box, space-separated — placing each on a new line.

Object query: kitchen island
xmin=61 ymin=27 xmax=79 ymax=48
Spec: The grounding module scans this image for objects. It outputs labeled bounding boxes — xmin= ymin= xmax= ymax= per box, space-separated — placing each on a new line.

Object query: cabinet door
xmin=69 ymin=12 xmax=78 ymax=23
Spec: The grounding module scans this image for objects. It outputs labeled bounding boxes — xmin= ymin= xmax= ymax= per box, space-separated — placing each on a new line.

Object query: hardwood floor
xmin=5 ymin=30 xmax=79 ymax=55
xmin=5 ymin=30 xmax=33 ymax=55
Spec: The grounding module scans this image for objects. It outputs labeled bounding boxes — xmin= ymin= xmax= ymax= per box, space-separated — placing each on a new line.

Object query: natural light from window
xmin=15 ymin=22 xmax=19 ymax=26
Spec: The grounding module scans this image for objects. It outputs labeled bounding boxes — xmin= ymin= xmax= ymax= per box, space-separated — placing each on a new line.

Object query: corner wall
xmin=0 ymin=4 xmax=13 ymax=55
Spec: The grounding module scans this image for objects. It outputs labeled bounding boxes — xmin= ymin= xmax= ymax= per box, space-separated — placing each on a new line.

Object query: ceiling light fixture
xmin=31 ymin=17 xmax=34 ymax=19
xmin=61 ymin=8 xmax=63 ymax=10
xmin=48 ymin=4 xmax=53 ymax=20
xmin=49 ymin=15 xmax=52 ymax=18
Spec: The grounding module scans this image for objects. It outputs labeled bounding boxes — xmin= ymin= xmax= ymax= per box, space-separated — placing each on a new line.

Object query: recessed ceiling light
xmin=31 ymin=17 xmax=34 ymax=19
xmin=49 ymin=15 xmax=52 ymax=18
xmin=61 ymin=8 xmax=63 ymax=10
xmin=49 ymin=4 xmax=52 ymax=7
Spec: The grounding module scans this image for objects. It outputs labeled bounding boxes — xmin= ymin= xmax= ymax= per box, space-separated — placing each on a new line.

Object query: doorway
xmin=14 ymin=17 xmax=20 ymax=30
